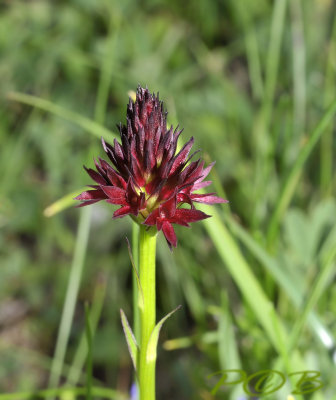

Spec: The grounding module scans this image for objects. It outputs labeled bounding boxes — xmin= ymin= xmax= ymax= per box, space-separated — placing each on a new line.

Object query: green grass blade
xmin=94 ymin=48 xmax=118 ymax=124
xmin=232 ymin=0 xmax=264 ymax=100
xmin=226 ymin=213 xmax=335 ymax=349
xmin=290 ymin=0 xmax=306 ymax=138
xmin=320 ymin=16 xmax=336 ymax=195
xmin=218 ymin=292 xmax=241 ymax=370
xmin=47 ymin=207 xmax=91 ymax=394
xmin=264 ymin=0 xmax=287 ymax=109
xmin=67 ymin=276 xmax=107 ymax=385
xmin=84 ymin=304 xmax=93 ymax=400
xmin=201 ymin=206 xmax=284 ymax=352
xmin=252 ymin=0 xmax=287 ymax=226
xmin=288 ymin=246 xmax=336 ymax=352
xmin=267 ymin=98 xmax=336 ymax=244
xmin=44 ymin=188 xmax=86 ymax=217
xmin=6 ymin=92 xmax=116 ymax=142
xmin=208 ymin=159 xmax=335 ymax=350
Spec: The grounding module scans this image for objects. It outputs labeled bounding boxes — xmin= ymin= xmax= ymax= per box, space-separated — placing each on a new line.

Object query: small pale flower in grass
xmin=129 ymin=382 xmax=138 ymax=400
xmin=75 ymin=85 xmax=227 ymax=247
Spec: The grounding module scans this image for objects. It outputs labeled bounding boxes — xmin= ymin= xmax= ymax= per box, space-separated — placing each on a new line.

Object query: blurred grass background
xmin=1 ymin=0 xmax=336 ymax=399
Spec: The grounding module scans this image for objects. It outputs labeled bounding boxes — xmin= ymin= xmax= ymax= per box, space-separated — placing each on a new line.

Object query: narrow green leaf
xmin=288 ymin=245 xmax=336 ymax=352
xmin=218 ymin=292 xmax=241 ymax=370
xmin=251 ymin=0 xmax=288 ymax=226
xmin=226 ymin=212 xmax=335 ymax=349
xmin=120 ymin=309 xmax=139 ymax=371
xmin=232 ymin=0 xmax=264 ymax=100
xmin=163 ymin=331 xmax=218 ymax=351
xmin=146 ymin=305 xmax=181 ymax=363
xmin=267 ymin=98 xmax=336 ymax=244
xmin=290 ymin=0 xmax=306 ymax=138
xmin=84 ymin=303 xmax=93 ymax=400
xmin=320 ymin=14 xmax=336 ymax=195
xmin=67 ymin=275 xmax=107 ymax=385
xmin=44 ymin=188 xmax=85 ymax=217
xmin=6 ymin=91 xmax=116 ymax=143
xmin=47 ymin=207 xmax=91 ymax=393
xmin=201 ymin=207 xmax=282 ymax=351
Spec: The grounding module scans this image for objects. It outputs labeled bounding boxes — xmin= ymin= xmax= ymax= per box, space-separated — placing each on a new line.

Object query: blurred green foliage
xmin=1 ymin=0 xmax=336 ymax=399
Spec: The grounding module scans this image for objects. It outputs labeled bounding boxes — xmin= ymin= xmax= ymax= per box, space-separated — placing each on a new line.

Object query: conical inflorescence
xmin=75 ymin=86 xmax=227 ymax=247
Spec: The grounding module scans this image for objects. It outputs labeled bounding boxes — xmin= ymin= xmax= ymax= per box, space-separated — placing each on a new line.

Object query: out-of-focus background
xmin=1 ymin=0 xmax=336 ymax=399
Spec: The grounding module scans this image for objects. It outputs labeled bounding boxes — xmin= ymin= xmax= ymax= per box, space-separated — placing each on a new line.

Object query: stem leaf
xmin=120 ymin=309 xmax=139 ymax=371
xmin=146 ymin=305 xmax=181 ymax=363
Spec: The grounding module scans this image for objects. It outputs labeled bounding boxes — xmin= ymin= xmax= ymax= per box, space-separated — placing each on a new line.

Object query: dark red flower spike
xmin=75 ymin=86 xmax=227 ymax=247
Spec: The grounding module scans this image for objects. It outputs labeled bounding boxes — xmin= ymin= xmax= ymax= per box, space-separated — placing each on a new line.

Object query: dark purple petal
xmin=157 ymin=126 xmax=173 ymax=163
xmin=121 ymin=132 xmax=131 ymax=161
xmin=184 ymin=160 xmax=205 ymax=184
xmin=189 ymin=193 xmax=228 ymax=204
xmin=197 ymin=161 xmax=215 ymax=181
xmin=101 ymin=186 xmax=127 ymax=205
xmin=106 ymin=198 xmax=127 ymax=206
xmin=84 ymin=166 xmax=107 ymax=185
xmin=125 ymin=179 xmax=138 ymax=201
xmin=101 ymin=136 xmax=112 ymax=153
xmin=191 ymin=180 xmax=212 ymax=191
xmin=159 ymin=196 xmax=177 ymax=219
xmin=94 ymin=158 xmax=107 ymax=178
xmin=169 ymin=137 xmax=194 ymax=175
xmin=113 ymin=205 xmax=132 ymax=218
xmin=98 ymin=159 xmax=126 ymax=188
xmin=176 ymin=193 xmax=194 ymax=208
xmin=147 ymin=112 xmax=156 ymax=141
xmin=131 ymin=156 xmax=145 ymax=186
xmin=102 ymin=139 xmax=119 ymax=168
xmin=144 ymin=139 xmax=155 ymax=173
xmin=178 ymin=159 xmax=201 ymax=184
xmin=137 ymin=126 xmax=145 ymax=156
xmin=75 ymin=199 xmax=101 ymax=208
xmin=144 ymin=209 xmax=160 ymax=226
xmin=101 ymin=186 xmax=126 ymax=199
xmin=154 ymin=125 xmax=161 ymax=154
xmin=171 ymin=208 xmax=211 ymax=225
xmin=113 ymin=138 xmax=124 ymax=160
xmin=162 ymin=221 xmax=177 ymax=248
xmin=75 ymin=190 xmax=106 ymax=201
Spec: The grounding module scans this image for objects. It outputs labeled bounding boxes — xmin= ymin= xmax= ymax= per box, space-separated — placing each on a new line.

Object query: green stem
xmin=132 ymin=223 xmax=140 ymax=343
xmin=132 ymin=223 xmax=140 ymax=396
xmin=138 ymin=225 xmax=157 ymax=400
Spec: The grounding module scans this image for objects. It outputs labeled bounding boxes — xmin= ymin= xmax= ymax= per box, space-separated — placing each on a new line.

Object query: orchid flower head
xmin=75 ymin=86 xmax=227 ymax=247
